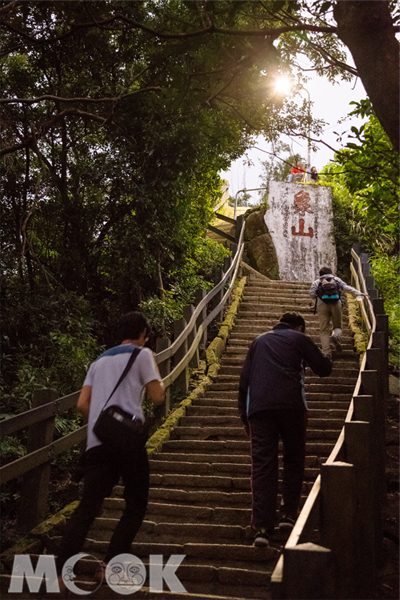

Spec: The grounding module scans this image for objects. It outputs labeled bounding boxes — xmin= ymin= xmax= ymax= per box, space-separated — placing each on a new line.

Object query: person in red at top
xmin=289 ymin=160 xmax=305 ymax=183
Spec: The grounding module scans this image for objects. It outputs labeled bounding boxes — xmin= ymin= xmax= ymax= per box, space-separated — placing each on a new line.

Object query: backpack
xmin=317 ymin=275 xmax=341 ymax=303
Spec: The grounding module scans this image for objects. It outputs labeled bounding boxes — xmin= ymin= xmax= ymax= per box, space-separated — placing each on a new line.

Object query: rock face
xmin=265 ymin=182 xmax=337 ymax=282
xmin=244 ymin=209 xmax=279 ymax=279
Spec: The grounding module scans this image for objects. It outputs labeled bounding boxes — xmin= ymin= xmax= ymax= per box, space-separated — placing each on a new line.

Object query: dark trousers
xmin=248 ymin=409 xmax=307 ymax=532
xmin=56 ymin=443 xmax=149 ymax=572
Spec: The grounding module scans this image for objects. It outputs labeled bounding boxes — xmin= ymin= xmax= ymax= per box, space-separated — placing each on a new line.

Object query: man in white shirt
xmin=309 ymin=267 xmax=368 ymax=357
xmin=56 ymin=312 xmax=164 ymax=578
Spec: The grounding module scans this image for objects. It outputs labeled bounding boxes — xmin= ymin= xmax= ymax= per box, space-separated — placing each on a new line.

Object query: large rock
xmin=246 ymin=233 xmax=280 ymax=279
xmin=243 ymin=208 xmax=279 ymax=279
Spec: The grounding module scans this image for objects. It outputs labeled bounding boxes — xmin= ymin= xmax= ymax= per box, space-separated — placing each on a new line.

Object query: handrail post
xmin=156 ymin=337 xmax=171 ymax=417
xmin=360 ymin=370 xmax=384 ymax=559
xmin=282 ymin=543 xmax=334 ymax=599
xmin=183 ymin=304 xmax=199 ymax=369
xmin=345 ymin=420 xmax=376 ymax=597
xmin=212 ymin=268 xmax=224 ymax=323
xmin=17 ymin=388 xmax=57 ymax=533
xmin=235 ymin=215 xmax=244 ymax=243
xmin=320 ymin=461 xmax=357 ymax=599
xmin=173 ymin=317 xmax=189 ymax=397
xmin=195 ymin=289 xmax=207 ymax=357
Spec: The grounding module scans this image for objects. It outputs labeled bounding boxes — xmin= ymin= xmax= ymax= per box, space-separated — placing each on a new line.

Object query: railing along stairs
xmin=0 ymin=215 xmax=246 ymax=536
xmin=271 ymin=244 xmax=389 ymax=600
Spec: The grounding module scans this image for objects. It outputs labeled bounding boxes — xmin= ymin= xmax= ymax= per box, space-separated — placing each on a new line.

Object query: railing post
xmin=360 ymin=370 xmax=384 ymax=560
xmin=235 ymin=214 xmax=244 ymax=243
xmin=213 ymin=268 xmax=224 ymax=323
xmin=156 ymin=337 xmax=171 ymax=417
xmin=183 ymin=304 xmax=199 ymax=369
xmin=320 ymin=461 xmax=357 ymax=599
xmin=17 ymin=388 xmax=57 ymax=534
xmin=282 ymin=543 xmax=334 ymax=599
xmin=195 ymin=289 xmax=207 ymax=357
xmin=173 ymin=317 xmax=189 ymax=397
xmin=345 ymin=421 xmax=376 ymax=597
xmin=373 ymin=298 xmax=389 ymax=401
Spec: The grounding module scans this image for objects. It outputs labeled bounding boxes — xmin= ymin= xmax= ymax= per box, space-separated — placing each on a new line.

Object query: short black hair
xmin=116 ymin=311 xmax=151 ymax=342
xmin=280 ymin=313 xmax=305 ymax=330
xmin=319 ymin=267 xmax=332 ymax=276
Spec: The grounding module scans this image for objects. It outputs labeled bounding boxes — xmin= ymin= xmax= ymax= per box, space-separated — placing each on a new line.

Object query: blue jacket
xmin=238 ymin=323 xmax=332 ymax=423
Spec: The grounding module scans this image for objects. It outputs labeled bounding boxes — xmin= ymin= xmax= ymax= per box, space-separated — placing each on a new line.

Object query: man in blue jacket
xmin=238 ymin=312 xmax=332 ymax=547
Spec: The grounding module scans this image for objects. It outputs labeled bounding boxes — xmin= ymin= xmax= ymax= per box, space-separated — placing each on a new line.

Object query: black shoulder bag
xmin=93 ymin=348 xmax=149 ymax=452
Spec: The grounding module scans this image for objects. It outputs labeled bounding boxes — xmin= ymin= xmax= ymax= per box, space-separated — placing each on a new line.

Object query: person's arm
xmin=77 ymin=385 xmax=92 ymax=421
xmin=145 ymin=379 xmax=165 ymax=406
xmin=309 ymin=279 xmax=319 ymax=298
xmin=336 ymin=277 xmax=368 ymax=297
xmin=303 ymin=337 xmax=332 ymax=377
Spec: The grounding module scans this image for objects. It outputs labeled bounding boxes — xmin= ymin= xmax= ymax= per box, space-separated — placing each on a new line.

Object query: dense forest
xmin=1 ymin=0 xmax=399 ymax=416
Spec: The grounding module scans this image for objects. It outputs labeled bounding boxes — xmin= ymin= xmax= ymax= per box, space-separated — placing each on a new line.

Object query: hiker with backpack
xmin=309 ymin=267 xmax=369 ymax=357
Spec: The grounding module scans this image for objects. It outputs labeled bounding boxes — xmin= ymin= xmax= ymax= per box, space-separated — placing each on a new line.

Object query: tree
xmin=322 ymin=100 xmax=399 ymax=245
xmin=258 ymin=142 xmax=304 ymax=190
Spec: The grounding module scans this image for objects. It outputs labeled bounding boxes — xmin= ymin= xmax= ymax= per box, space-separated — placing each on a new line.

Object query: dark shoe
xmin=279 ymin=514 xmax=296 ymax=529
xmin=254 ymin=528 xmax=269 ymax=547
xmin=330 ymin=335 xmax=342 ymax=353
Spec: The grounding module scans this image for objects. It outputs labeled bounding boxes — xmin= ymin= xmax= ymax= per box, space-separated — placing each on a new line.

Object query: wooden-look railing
xmin=0 ymin=216 xmax=245 ymax=534
xmin=271 ymin=244 xmax=389 ymax=600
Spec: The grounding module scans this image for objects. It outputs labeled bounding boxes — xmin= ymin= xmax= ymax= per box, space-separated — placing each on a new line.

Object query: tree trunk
xmin=334 ymin=0 xmax=399 ymax=152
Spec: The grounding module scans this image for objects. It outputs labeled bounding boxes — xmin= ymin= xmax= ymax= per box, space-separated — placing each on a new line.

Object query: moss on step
xmin=206 ymin=277 xmax=247 ymax=380
xmin=346 ymin=294 xmax=368 ymax=362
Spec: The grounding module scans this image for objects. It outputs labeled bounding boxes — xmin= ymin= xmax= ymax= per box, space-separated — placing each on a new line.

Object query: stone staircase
xmin=25 ymin=272 xmax=360 ymax=599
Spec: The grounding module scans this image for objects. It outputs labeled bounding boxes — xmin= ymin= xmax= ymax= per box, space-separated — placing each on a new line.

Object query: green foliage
xmin=324 ymin=102 xmax=399 ymax=243
xmin=140 ymin=238 xmax=231 ymax=338
xmin=0 ymin=436 xmax=26 ymax=465
xmin=370 ymin=254 xmax=400 ymax=369
xmin=1 ymin=289 xmax=101 ymax=413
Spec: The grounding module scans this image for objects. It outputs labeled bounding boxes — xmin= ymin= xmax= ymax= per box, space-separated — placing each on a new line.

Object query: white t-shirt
xmin=83 ymin=344 xmax=160 ymax=450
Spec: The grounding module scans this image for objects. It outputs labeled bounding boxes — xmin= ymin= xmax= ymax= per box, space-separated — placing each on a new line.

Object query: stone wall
xmin=265 ymin=182 xmax=337 ymax=282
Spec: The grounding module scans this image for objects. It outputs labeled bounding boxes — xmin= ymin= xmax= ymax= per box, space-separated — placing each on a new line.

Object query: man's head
xmin=280 ymin=313 xmax=305 ymax=333
xmin=311 ymin=166 xmax=317 ymax=173
xmin=319 ymin=267 xmax=333 ymax=276
xmin=117 ymin=311 xmax=152 ymax=344
xmin=296 ymin=160 xmax=302 ymax=168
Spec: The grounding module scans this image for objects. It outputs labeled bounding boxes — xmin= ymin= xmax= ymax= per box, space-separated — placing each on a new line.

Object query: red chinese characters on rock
xmin=291 ymin=190 xmax=314 ymax=238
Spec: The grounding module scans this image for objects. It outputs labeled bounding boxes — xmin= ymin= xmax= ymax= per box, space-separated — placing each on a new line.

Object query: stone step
xmin=172 ymin=426 xmax=342 ymax=441
xmin=194 ymin=398 xmax=351 ymax=412
xmin=223 ymin=347 xmax=356 ymax=359
xmin=232 ymin=325 xmax=352 ymax=335
xmin=208 ymin=381 xmax=356 ymax=393
xmin=148 ymin=459 xmax=323 ymax=479
xmin=211 ymin=375 xmax=356 ymax=386
xmin=218 ymin=364 xmax=357 ymax=377
xmin=0 ymin=573 xmax=269 ymax=600
xmin=203 ymin=390 xmax=353 ymax=402
xmin=177 ymin=416 xmax=345 ymax=429
xmin=159 ymin=440 xmax=338 ymax=458
xmin=185 ymin=406 xmax=347 ymax=420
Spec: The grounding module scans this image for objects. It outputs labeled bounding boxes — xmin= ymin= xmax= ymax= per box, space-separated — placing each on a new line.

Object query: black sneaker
xmin=253 ymin=528 xmax=269 ymax=547
xmin=279 ymin=514 xmax=296 ymax=529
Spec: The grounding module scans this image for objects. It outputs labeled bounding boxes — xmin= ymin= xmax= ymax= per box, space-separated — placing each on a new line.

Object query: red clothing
xmin=291 ymin=166 xmax=304 ymax=174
